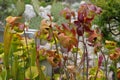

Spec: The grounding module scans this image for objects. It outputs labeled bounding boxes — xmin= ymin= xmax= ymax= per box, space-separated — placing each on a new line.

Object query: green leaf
xmin=53 ymin=74 xmax=60 ymax=80
xmin=25 ymin=66 xmax=39 ymax=79
xmin=31 ymin=0 xmax=40 ymax=15
xmin=89 ymin=67 xmax=105 ymax=80
xmin=17 ymin=68 xmax=25 ymax=80
xmin=0 ymin=76 xmax=2 ymax=80
xmin=11 ymin=56 xmax=19 ymax=80
xmin=0 ymin=69 xmax=7 ymax=80
xmin=12 ymin=0 xmax=25 ymax=16
xmin=16 ymin=0 xmax=25 ymax=16
xmin=3 ymin=23 xmax=13 ymax=75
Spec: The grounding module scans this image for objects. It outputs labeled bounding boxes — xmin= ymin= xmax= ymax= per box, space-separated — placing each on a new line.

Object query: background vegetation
xmin=91 ymin=0 xmax=120 ymax=46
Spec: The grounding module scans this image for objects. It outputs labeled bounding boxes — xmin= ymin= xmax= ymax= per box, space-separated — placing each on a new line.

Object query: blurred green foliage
xmin=29 ymin=16 xmax=43 ymax=29
xmin=0 ymin=0 xmax=25 ymax=22
xmin=51 ymin=2 xmax=67 ymax=25
xmin=39 ymin=0 xmax=53 ymax=7
xmin=0 ymin=0 xmax=65 ymax=27
xmin=24 ymin=0 xmax=31 ymax=4
xmin=91 ymin=0 xmax=120 ymax=46
xmin=0 ymin=0 xmax=11 ymax=22
xmin=0 ymin=42 xmax=4 ymax=54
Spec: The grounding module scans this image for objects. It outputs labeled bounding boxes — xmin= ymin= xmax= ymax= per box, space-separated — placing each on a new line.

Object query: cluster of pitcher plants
xmin=0 ymin=2 xmax=120 ymax=80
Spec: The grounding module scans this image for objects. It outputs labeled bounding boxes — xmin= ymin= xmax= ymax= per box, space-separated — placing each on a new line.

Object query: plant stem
xmin=22 ymin=48 xmax=26 ymax=79
xmin=51 ymin=67 xmax=54 ymax=80
xmin=24 ymin=30 xmax=32 ymax=80
xmin=101 ymin=49 xmax=108 ymax=80
xmin=35 ymin=45 xmax=41 ymax=80
xmin=79 ymin=52 xmax=86 ymax=80
xmin=50 ymin=25 xmax=59 ymax=54
xmin=64 ymin=61 xmax=70 ymax=80
xmin=10 ymin=46 xmax=13 ymax=78
xmin=75 ymin=36 xmax=79 ymax=66
xmin=74 ymin=36 xmax=79 ymax=80
xmin=83 ymin=59 xmax=85 ymax=80
xmin=94 ymin=67 xmax=99 ymax=80
xmin=114 ymin=60 xmax=118 ymax=80
xmin=82 ymin=35 xmax=89 ymax=80
xmin=35 ymin=37 xmax=46 ymax=80
xmin=85 ymin=43 xmax=89 ymax=80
